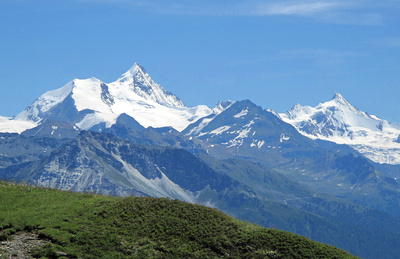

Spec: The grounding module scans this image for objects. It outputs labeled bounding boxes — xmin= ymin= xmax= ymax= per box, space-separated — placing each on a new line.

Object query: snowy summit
xmin=280 ymin=92 xmax=400 ymax=164
xmin=4 ymin=63 xmax=213 ymax=132
xmin=113 ymin=63 xmax=186 ymax=108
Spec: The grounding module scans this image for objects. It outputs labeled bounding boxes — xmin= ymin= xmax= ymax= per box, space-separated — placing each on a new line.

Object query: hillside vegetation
xmin=0 ymin=182 xmax=357 ymax=258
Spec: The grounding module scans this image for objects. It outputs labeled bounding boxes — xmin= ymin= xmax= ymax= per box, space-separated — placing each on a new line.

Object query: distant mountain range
xmin=1 ymin=63 xmax=212 ymax=132
xmin=1 ymin=63 xmax=400 ymax=259
xmin=2 ymin=63 xmax=400 ymax=165
xmin=280 ymin=92 xmax=400 ymax=164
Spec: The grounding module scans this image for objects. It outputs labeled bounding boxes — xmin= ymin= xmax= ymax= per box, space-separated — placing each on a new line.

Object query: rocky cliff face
xmin=0 ymin=130 xmax=255 ymax=206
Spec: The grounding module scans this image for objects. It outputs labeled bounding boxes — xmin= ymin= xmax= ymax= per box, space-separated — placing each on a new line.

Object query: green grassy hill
xmin=0 ymin=182 xmax=357 ymax=258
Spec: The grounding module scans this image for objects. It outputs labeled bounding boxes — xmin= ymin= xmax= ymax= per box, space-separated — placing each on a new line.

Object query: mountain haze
xmin=2 ymin=63 xmax=400 ymax=258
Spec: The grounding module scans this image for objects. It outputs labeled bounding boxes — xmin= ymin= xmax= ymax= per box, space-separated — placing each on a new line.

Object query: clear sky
xmin=1 ymin=0 xmax=399 ymax=122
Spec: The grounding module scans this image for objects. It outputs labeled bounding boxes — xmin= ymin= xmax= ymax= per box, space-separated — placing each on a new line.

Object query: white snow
xmin=0 ymin=116 xmax=37 ymax=133
xmin=113 ymin=63 xmax=186 ymax=108
xmin=72 ymin=78 xmax=112 ymax=114
xmin=185 ymin=117 xmax=214 ymax=136
xmin=226 ymin=120 xmax=254 ymax=147
xmin=11 ymin=63 xmax=214 ymax=132
xmin=280 ymin=92 xmax=400 ymax=164
xmin=51 ymin=126 xmax=58 ymax=135
xmin=251 ymin=140 xmax=265 ymax=148
xmin=280 ymin=134 xmax=290 ymax=142
xmin=234 ymin=109 xmax=248 ymax=118
xmin=16 ymin=81 xmax=74 ymax=122
xmin=236 ymin=127 xmax=251 ymax=139
xmin=210 ymin=126 xmax=231 ymax=135
xmin=76 ymin=112 xmax=117 ymax=130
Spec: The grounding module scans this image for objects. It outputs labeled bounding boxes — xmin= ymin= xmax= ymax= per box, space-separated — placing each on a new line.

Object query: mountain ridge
xmin=280 ymin=92 xmax=400 ymax=164
xmin=2 ymin=63 xmax=400 ymax=258
xmin=4 ymin=64 xmax=400 ymax=166
xmin=7 ymin=63 xmax=213 ymax=132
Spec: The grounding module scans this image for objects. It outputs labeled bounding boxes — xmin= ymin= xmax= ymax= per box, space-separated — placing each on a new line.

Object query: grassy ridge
xmin=0 ymin=182 xmax=357 ymax=258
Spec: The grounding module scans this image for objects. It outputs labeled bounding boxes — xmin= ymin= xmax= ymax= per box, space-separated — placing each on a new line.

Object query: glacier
xmin=3 ymin=64 xmax=400 ymax=166
xmin=10 ymin=63 xmax=213 ymax=132
xmin=280 ymin=92 xmax=400 ymax=164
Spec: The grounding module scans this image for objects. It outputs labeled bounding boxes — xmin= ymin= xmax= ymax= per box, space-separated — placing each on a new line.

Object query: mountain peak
xmin=113 ymin=63 xmax=186 ymax=108
xmin=332 ymin=92 xmax=349 ymax=105
xmin=329 ymin=92 xmax=369 ymax=118
xmin=119 ymin=62 xmax=145 ymax=82
xmin=329 ymin=92 xmax=353 ymax=109
xmin=332 ymin=91 xmax=343 ymax=100
xmin=131 ymin=62 xmax=146 ymax=74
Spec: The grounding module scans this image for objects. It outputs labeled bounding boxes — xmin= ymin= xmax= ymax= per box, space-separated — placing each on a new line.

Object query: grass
xmin=0 ymin=182 xmax=358 ymax=258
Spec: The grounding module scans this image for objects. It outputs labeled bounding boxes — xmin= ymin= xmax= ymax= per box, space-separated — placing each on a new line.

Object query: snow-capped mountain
xmin=183 ymin=99 xmax=321 ymax=162
xmin=182 ymin=99 xmax=400 ymax=220
xmin=9 ymin=63 xmax=212 ymax=132
xmin=4 ymin=65 xmax=400 ymax=258
xmin=111 ymin=63 xmax=185 ymax=108
xmin=280 ymin=92 xmax=400 ymax=164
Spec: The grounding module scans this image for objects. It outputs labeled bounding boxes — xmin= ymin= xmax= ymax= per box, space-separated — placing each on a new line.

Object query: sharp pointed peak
xmin=112 ymin=62 xmax=186 ymax=108
xmin=117 ymin=62 xmax=147 ymax=82
xmin=328 ymin=91 xmax=372 ymax=118
xmin=130 ymin=62 xmax=146 ymax=73
xmin=332 ymin=91 xmax=346 ymax=101
xmin=331 ymin=91 xmax=352 ymax=106
xmin=291 ymin=103 xmax=304 ymax=110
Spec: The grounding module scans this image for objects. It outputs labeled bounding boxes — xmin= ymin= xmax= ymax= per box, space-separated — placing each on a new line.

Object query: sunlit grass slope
xmin=0 ymin=182 xmax=357 ymax=258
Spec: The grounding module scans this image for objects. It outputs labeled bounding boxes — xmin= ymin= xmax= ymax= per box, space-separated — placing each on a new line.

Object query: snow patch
xmin=280 ymin=134 xmax=290 ymax=142
xmin=210 ymin=126 xmax=231 ymax=135
xmin=227 ymin=120 xmax=254 ymax=147
xmin=234 ymin=109 xmax=248 ymax=118
xmin=51 ymin=126 xmax=58 ymax=135
xmin=185 ymin=117 xmax=214 ymax=136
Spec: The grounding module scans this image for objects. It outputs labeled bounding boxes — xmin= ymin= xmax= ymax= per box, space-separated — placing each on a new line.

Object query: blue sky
xmin=1 ymin=0 xmax=399 ymax=122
